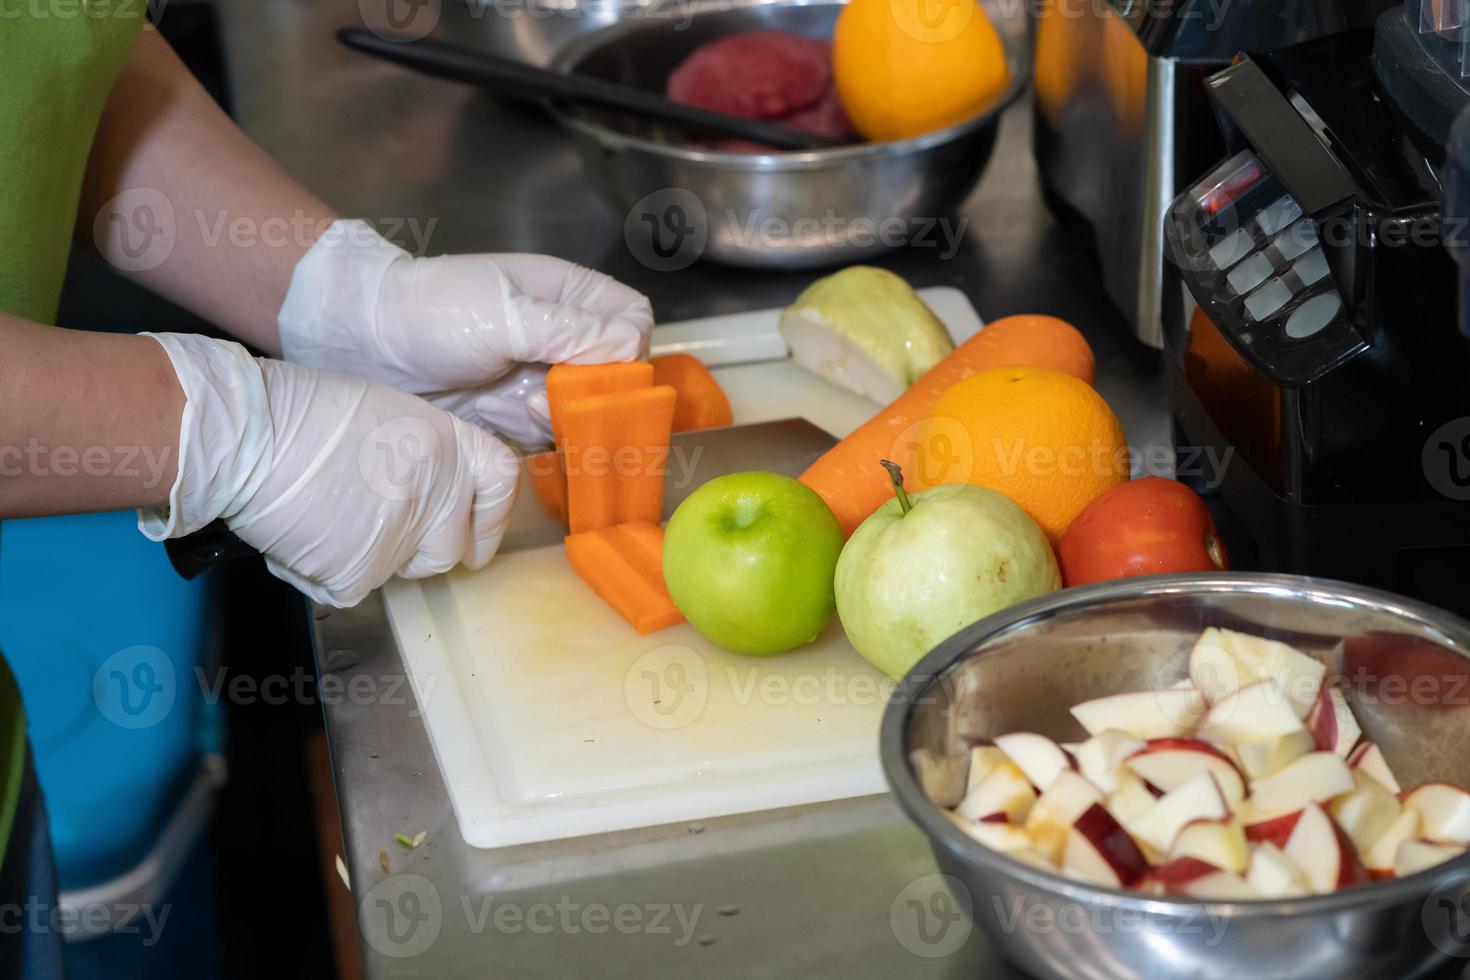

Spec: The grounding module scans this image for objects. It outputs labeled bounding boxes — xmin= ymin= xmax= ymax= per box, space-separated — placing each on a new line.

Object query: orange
xmin=957 ymin=314 xmax=1096 ymax=386
xmin=833 ymin=0 xmax=1011 ymax=142
xmin=908 ymin=365 xmax=1128 ymax=540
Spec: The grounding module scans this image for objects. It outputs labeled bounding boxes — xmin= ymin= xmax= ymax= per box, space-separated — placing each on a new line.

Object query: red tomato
xmin=1058 ymin=477 xmax=1228 ymax=587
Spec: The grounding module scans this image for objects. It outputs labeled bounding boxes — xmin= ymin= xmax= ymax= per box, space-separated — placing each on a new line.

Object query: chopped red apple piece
xmin=1107 ymin=772 xmax=1166 ymax=863
xmin=1062 ymin=804 xmax=1150 ymax=887
xmin=1365 ymin=809 xmax=1420 ymax=876
xmin=1340 ymin=632 xmax=1470 ymax=712
xmin=1305 ymin=684 xmax=1362 ymax=759
xmin=1074 ymin=730 xmax=1144 ymax=794
xmin=957 ymin=762 xmax=1037 ymax=825
xmin=1130 ymin=772 xmax=1229 ymax=853
xmin=1169 ymin=818 xmax=1249 ymax=874
xmin=1144 ymin=856 xmax=1222 ymax=894
xmin=1069 ymin=688 xmax=1207 ymax=741
xmin=1347 ymin=742 xmax=1401 ymax=795
xmin=1144 ymin=857 xmax=1261 ymax=898
xmin=1188 ymin=635 xmax=1241 ymax=703
xmin=1246 ymin=842 xmax=1308 ymax=898
xmin=1180 ymin=871 xmax=1263 ymax=900
xmin=965 ymin=746 xmax=1010 ymax=796
xmin=1402 ymin=784 xmax=1470 ymax=844
xmin=1242 ymin=809 xmax=1303 ymax=848
xmin=1283 ymin=803 xmax=1367 ymax=893
xmin=1393 ymin=838 xmax=1468 ymax=878
xmin=994 ymin=733 xmax=1072 ymax=792
xmin=948 ymin=814 xmax=1036 ymax=853
xmin=1199 ymin=678 xmax=1308 ymax=745
xmin=1232 ymin=728 xmax=1315 ymax=780
xmin=1024 ymin=771 xmax=1104 ymax=863
xmin=1189 ymin=627 xmax=1325 ymax=716
xmin=1246 ymin=752 xmax=1355 ymax=821
xmin=1125 ymin=738 xmax=1247 ymax=806
xmin=1329 ymin=777 xmax=1402 ymax=853
xmin=909 ymin=748 xmax=967 ymax=808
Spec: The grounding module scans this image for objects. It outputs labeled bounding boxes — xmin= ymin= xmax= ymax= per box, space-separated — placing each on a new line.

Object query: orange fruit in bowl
xmin=832 ymin=0 xmax=1011 ymax=142
xmin=907 ymin=365 xmax=1128 ymax=540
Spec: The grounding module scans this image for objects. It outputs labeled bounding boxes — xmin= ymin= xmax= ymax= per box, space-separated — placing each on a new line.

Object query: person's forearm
xmin=0 ymin=315 xmax=182 ymax=517
xmin=80 ymin=31 xmax=337 ymax=355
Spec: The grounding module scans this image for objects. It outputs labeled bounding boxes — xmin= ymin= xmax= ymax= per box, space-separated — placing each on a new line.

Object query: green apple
xmin=663 ymin=471 xmax=843 ymax=655
xmin=835 ymin=470 xmax=1060 ymax=678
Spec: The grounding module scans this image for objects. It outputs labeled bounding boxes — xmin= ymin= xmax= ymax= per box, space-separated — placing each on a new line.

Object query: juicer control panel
xmin=1165 ymin=150 xmax=1369 ymax=387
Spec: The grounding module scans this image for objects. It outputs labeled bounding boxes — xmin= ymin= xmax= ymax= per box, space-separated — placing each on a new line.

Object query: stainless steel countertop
xmin=215 ymin=2 xmax=1167 ymax=975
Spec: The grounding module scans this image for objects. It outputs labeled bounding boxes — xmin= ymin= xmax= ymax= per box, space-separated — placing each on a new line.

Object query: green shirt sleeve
xmin=0 ymin=1 xmax=143 ymax=324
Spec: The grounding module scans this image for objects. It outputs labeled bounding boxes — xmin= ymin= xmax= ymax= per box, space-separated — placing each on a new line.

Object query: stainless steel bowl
xmin=547 ymin=0 xmax=1028 ymax=269
xmin=880 ymin=573 xmax=1470 ymax=980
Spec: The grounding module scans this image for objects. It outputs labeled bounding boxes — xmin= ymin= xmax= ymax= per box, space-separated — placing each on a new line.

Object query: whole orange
xmin=833 ymin=0 xmax=1011 ymax=142
xmin=908 ymin=365 xmax=1128 ymax=540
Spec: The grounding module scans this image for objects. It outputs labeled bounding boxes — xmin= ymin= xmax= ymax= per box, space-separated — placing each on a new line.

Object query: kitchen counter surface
xmin=215 ymin=1 xmax=1167 ymax=975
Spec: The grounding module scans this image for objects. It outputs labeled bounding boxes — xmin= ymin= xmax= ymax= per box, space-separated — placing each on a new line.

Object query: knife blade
xmin=163 ymin=418 xmax=836 ymax=579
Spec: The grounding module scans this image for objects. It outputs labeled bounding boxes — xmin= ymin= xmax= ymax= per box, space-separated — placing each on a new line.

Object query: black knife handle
xmin=334 ymin=27 xmax=839 ymax=151
xmin=164 ymin=520 xmax=259 ymax=580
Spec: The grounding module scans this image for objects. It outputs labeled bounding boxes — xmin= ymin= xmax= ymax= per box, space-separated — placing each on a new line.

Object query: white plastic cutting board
xmin=383 ymin=288 xmax=984 ymax=849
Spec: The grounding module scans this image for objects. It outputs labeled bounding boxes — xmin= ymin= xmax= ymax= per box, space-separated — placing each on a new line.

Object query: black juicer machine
xmin=1165 ymin=2 xmax=1470 ymax=615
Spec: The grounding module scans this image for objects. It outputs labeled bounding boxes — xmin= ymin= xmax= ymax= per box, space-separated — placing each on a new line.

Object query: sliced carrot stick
xmin=562 ymin=385 xmax=677 ymax=534
xmin=545 ymin=361 xmax=654 ymax=446
xmin=565 ymin=521 xmax=684 ymax=634
xmin=650 ymin=354 xmax=734 ymax=432
xmin=798 ymin=315 xmax=1095 ymax=537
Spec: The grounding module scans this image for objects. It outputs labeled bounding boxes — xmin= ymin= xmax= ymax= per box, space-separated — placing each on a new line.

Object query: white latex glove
xmin=277 ymin=219 xmax=655 ymax=447
xmin=138 ymin=333 xmax=519 ymax=607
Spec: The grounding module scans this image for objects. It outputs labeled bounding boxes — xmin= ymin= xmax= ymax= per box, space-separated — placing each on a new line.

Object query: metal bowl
xmin=547 ymin=0 xmax=1028 ymax=269
xmin=880 ymin=573 xmax=1470 ymax=980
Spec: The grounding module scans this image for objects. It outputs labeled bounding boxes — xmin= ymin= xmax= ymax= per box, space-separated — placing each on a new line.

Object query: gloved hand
xmin=276 ymin=219 xmax=655 ymax=448
xmin=138 ymin=333 xmax=518 ymax=607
